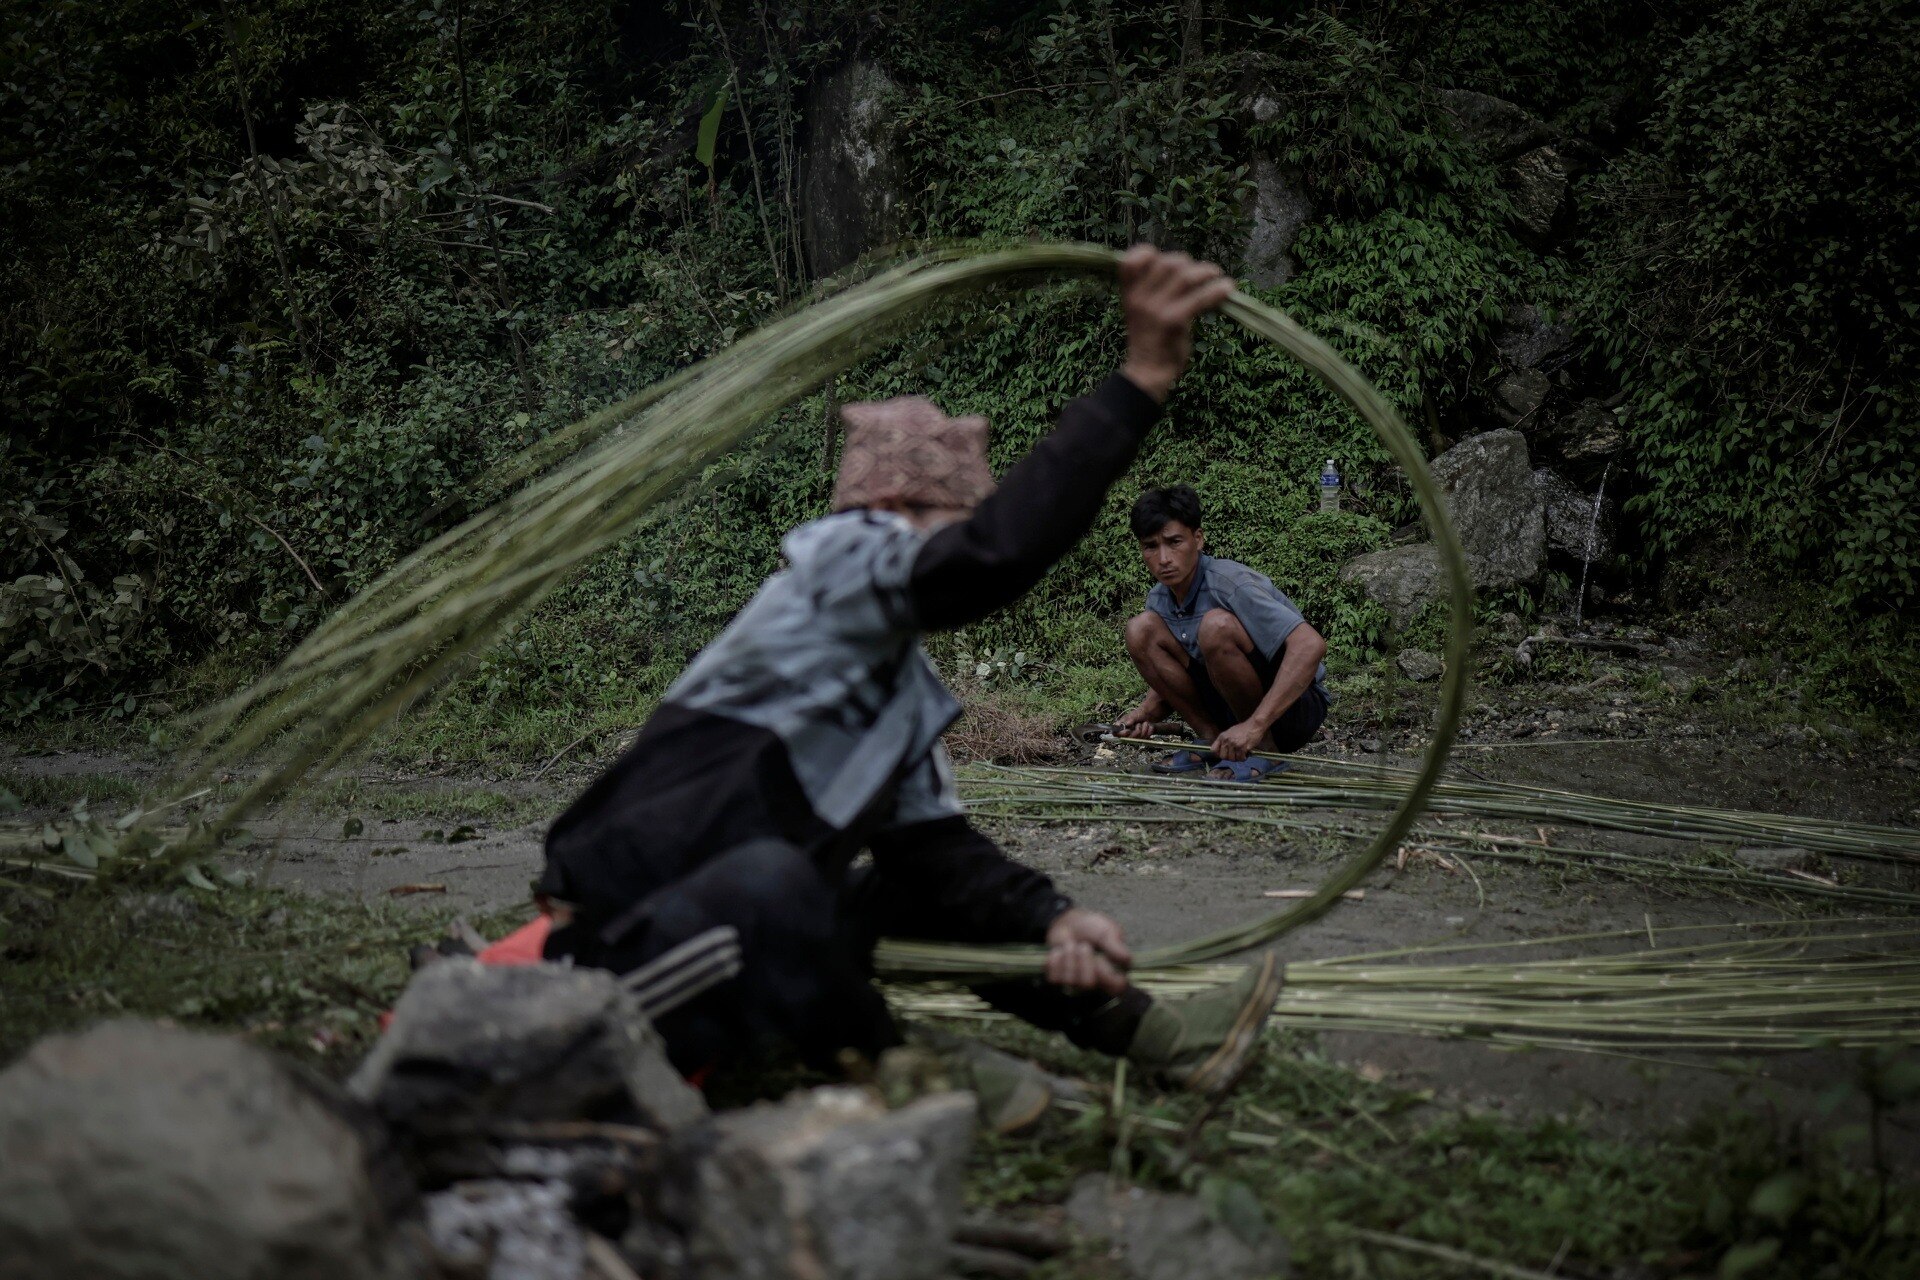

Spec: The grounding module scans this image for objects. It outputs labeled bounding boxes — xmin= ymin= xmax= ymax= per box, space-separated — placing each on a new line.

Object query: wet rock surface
xmin=1494 ymin=303 xmax=1573 ymax=371
xmin=800 ymin=61 xmax=905 ymax=277
xmin=1508 ymin=145 xmax=1569 ymax=236
xmin=1396 ymin=648 xmax=1445 ymax=682
xmin=1066 ymin=1174 xmax=1291 ymax=1280
xmin=663 ymin=1088 xmax=976 ymax=1280
xmin=1491 ymin=368 xmax=1551 ymax=425
xmin=1431 ymin=429 xmax=1547 ymax=590
xmin=1340 ymin=543 xmax=1444 ymax=628
xmin=350 ymin=960 xmax=707 ymax=1136
xmin=1240 ymin=156 xmax=1313 ymax=288
xmin=1536 ymin=468 xmax=1618 ymax=561
xmin=0 ymin=1020 xmax=400 ymax=1280
xmin=1440 ymin=89 xmax=1553 ymax=160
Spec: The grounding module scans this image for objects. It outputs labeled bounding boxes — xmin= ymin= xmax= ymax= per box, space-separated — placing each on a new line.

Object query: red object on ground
xmin=477 ymin=915 xmax=552 ymax=966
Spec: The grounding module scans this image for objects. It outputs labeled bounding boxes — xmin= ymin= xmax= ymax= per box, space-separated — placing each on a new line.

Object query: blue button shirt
xmin=1146 ymin=555 xmax=1328 ymax=692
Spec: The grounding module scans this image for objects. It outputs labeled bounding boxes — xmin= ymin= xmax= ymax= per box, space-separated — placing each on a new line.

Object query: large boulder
xmin=1339 ymin=543 xmax=1444 ymax=630
xmin=1493 ymin=303 xmax=1572 ymax=371
xmin=1240 ymin=155 xmax=1313 ymax=288
xmin=1540 ymin=398 xmax=1626 ymax=467
xmin=349 ymin=960 xmax=706 ymax=1135
xmin=800 ymin=61 xmax=905 ymax=277
xmin=660 ymin=1087 xmax=975 ymax=1280
xmin=1508 ymin=145 xmax=1569 ymax=236
xmin=0 ymin=1020 xmax=398 ymax=1280
xmin=1067 ymin=1175 xmax=1291 ymax=1280
xmin=1490 ymin=368 xmax=1551 ymax=426
xmin=1534 ymin=469 xmax=1617 ymax=562
xmin=1439 ymin=89 xmax=1552 ymax=161
xmin=1431 ymin=429 xmax=1547 ymax=589
xmin=422 ymin=1180 xmax=586 ymax=1280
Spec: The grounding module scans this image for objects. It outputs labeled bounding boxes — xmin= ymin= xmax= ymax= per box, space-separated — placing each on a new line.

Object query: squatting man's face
xmin=1137 ymin=520 xmax=1204 ymax=591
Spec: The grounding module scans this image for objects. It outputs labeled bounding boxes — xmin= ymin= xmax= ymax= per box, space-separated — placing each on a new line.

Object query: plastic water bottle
xmin=1319 ymin=458 xmax=1341 ymax=513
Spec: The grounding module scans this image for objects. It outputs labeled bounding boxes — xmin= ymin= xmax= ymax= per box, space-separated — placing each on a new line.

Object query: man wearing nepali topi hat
xmin=537 ymin=247 xmax=1283 ymax=1128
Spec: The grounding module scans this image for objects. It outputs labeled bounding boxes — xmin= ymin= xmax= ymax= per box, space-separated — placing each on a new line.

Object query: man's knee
xmin=1125 ymin=611 xmax=1167 ymax=656
xmin=1197 ymin=609 xmax=1251 ymax=658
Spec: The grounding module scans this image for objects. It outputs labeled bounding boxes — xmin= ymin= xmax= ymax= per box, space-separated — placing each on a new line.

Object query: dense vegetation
xmin=4 ymin=0 xmax=1915 ymax=744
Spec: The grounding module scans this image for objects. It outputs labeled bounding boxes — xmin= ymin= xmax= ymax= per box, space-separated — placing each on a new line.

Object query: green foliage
xmin=1581 ymin=0 xmax=1920 ymax=612
xmin=4 ymin=0 xmax=1913 ymax=738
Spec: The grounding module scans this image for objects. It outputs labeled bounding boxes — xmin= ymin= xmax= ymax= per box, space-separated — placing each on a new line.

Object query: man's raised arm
xmin=908 ymin=248 xmax=1233 ymax=630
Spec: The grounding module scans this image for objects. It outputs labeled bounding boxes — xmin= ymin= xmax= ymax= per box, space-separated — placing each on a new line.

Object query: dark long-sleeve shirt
xmin=910 ymin=374 xmax=1161 ymax=628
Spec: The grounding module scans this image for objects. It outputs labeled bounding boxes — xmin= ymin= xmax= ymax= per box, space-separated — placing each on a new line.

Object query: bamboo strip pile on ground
xmin=1085 ymin=738 xmax=1920 ymax=862
xmin=891 ymin=919 xmax=1920 ymax=1053
xmin=956 ymin=762 xmax=1920 ymax=910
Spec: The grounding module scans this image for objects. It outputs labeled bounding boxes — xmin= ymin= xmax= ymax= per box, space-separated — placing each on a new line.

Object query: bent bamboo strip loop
xmin=166 ymin=243 xmax=1472 ymax=977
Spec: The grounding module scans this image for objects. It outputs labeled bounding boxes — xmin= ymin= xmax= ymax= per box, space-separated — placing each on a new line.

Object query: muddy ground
xmin=11 ymin=639 xmax=1920 ymax=1165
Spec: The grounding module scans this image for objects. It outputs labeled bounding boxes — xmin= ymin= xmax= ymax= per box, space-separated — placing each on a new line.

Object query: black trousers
xmin=544 ymin=838 xmax=1145 ymax=1074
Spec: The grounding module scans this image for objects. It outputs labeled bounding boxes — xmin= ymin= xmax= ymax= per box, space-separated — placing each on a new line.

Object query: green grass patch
xmin=951 ymin=1018 xmax=1920 ymax=1279
xmin=0 ymin=769 xmax=155 ymax=812
xmin=0 ymin=878 xmax=524 ymax=1073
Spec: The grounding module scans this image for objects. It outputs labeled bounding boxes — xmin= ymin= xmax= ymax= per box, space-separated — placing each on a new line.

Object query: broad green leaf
xmin=695 ymin=89 xmax=728 ymax=168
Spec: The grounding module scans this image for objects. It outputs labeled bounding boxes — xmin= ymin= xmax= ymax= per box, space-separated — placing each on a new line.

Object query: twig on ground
xmin=532 ymin=729 xmax=598 ymax=781
xmin=954 ymin=1218 xmax=1068 ymax=1259
xmin=947 ymin=1242 xmax=1036 ymax=1278
xmin=1338 ymin=1225 xmax=1570 ymax=1280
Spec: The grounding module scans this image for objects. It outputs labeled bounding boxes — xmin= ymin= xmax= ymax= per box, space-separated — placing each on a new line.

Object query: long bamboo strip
xmin=889 ymin=919 xmax=1920 ymax=1051
xmin=125 ymin=242 xmax=1472 ymax=977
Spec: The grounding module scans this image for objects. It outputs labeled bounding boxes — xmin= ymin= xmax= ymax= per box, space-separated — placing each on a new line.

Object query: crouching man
xmin=536 ymin=248 xmax=1283 ymax=1130
xmin=1115 ymin=485 xmax=1329 ymax=780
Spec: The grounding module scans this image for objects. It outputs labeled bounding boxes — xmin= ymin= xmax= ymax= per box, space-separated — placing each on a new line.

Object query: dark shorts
xmin=1190 ymin=648 xmax=1329 ymax=752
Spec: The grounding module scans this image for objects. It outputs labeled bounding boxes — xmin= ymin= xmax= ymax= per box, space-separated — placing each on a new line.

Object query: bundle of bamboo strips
xmin=966 ymin=755 xmax=1920 ymax=862
xmin=891 ymin=919 xmax=1920 ymax=1052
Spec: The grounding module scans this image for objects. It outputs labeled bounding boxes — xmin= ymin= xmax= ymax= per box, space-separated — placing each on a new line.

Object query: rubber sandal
xmin=1207 ymin=756 xmax=1289 ymax=783
xmin=1150 ymin=748 xmax=1216 ymax=775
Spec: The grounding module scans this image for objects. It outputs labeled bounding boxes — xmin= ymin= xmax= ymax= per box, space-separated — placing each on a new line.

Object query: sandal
xmin=1207 ymin=755 xmax=1290 ymax=783
xmin=1150 ymin=748 xmax=1217 ymax=775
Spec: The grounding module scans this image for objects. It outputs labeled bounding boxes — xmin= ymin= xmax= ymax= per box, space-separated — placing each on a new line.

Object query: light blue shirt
xmin=666 ymin=510 xmax=963 ymax=831
xmin=1146 ymin=555 xmax=1328 ymax=693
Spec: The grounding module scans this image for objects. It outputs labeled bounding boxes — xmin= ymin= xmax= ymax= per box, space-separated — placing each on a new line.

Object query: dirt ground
xmin=10 ymin=640 xmax=1919 ymax=1159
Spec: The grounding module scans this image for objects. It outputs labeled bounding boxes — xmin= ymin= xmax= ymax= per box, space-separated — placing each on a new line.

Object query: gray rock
xmin=1340 ymin=543 xmax=1444 ymax=630
xmin=423 ymin=1180 xmax=585 ymax=1280
xmin=1733 ymin=846 xmax=1820 ymax=875
xmin=801 ymin=61 xmax=905 ymax=277
xmin=1432 ymin=429 xmax=1547 ymax=589
xmin=1240 ymin=156 xmax=1313 ymax=289
xmin=1439 ymin=89 xmax=1552 ymax=161
xmin=1508 ymin=145 xmax=1569 ymax=236
xmin=1494 ymin=303 xmax=1573 ymax=370
xmin=1491 ymin=368 xmax=1551 ymax=425
xmin=1066 ymin=1175 xmax=1290 ymax=1280
xmin=349 ymin=960 xmax=706 ymax=1134
xmin=1534 ymin=469 xmax=1617 ymax=561
xmin=1543 ymin=398 xmax=1626 ymax=465
xmin=0 ymin=1020 xmax=396 ymax=1280
xmin=1396 ymin=649 xmax=1445 ymax=682
xmin=671 ymin=1087 xmax=975 ymax=1280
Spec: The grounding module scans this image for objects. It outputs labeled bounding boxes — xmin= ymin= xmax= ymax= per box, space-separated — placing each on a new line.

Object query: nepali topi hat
xmin=832 ymin=396 xmax=996 ymax=512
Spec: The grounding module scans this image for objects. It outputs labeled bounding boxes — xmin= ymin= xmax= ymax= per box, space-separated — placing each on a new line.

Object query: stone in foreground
xmin=423 ymin=1179 xmax=586 ymax=1280
xmin=662 ymin=1087 xmax=976 ymax=1280
xmin=350 ymin=959 xmax=706 ymax=1134
xmin=1396 ymin=648 xmax=1445 ymax=682
xmin=1340 ymin=543 xmax=1444 ymax=630
xmin=1067 ymin=1174 xmax=1291 ymax=1280
xmin=0 ymin=1020 xmax=398 ymax=1280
